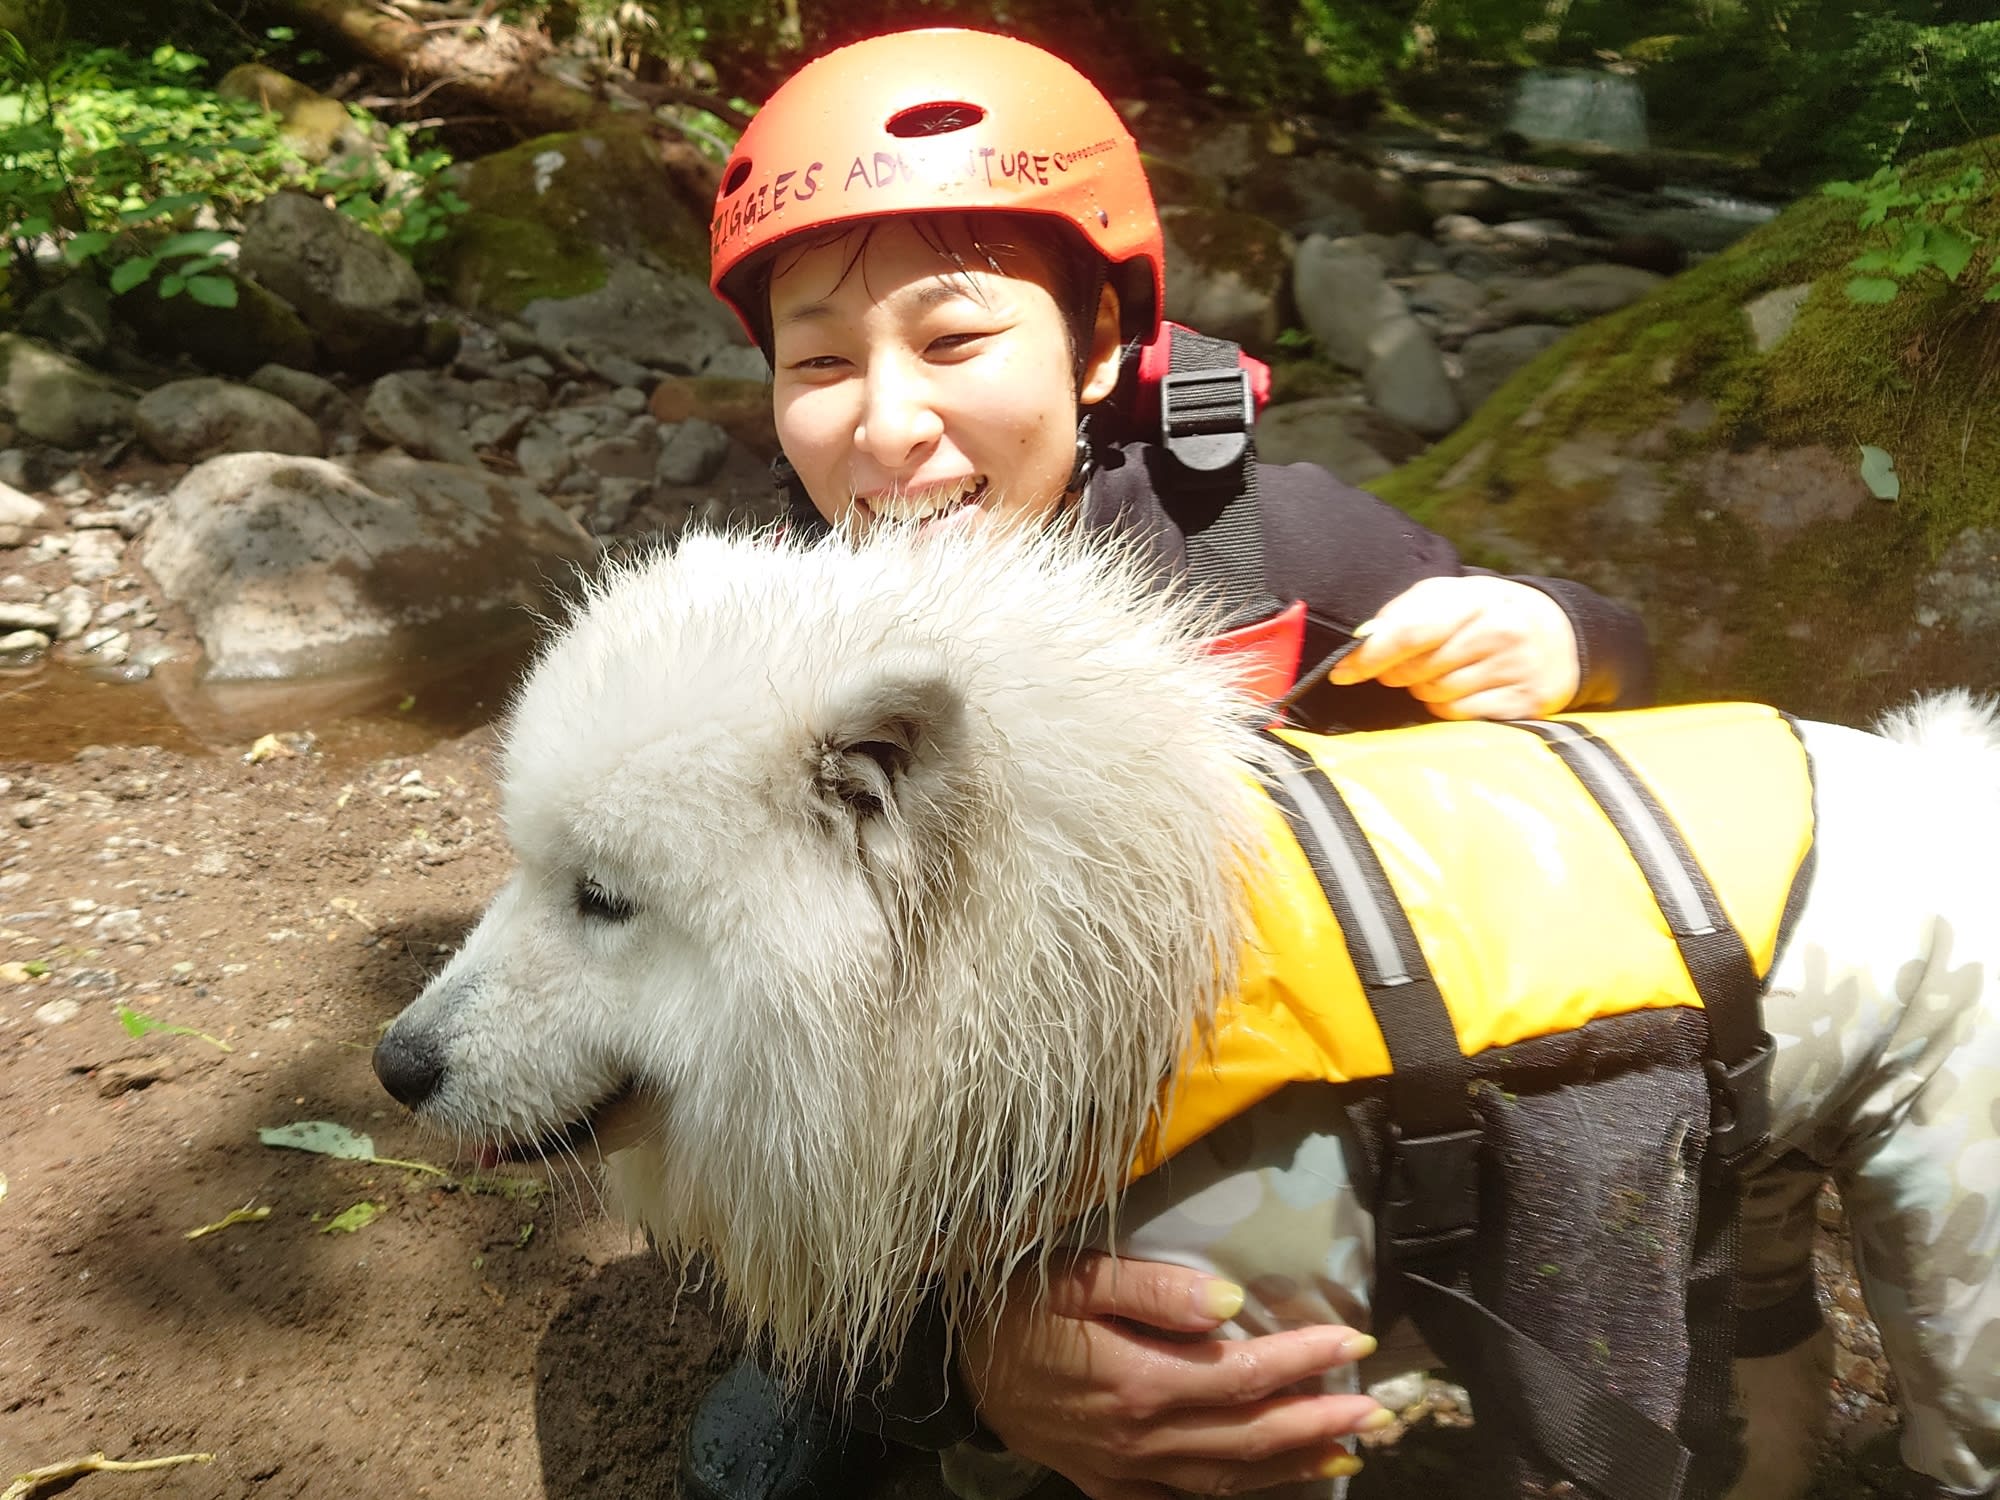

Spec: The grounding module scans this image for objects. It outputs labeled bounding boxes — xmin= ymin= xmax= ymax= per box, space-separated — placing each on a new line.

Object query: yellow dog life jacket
xmin=1135 ymin=701 xmax=1816 ymax=1177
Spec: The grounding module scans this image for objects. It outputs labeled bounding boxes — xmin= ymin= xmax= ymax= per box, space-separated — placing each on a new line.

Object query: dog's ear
xmin=812 ymin=655 xmax=964 ymax=827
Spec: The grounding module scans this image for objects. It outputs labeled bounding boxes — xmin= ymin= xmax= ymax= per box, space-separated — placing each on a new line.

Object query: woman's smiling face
xmin=768 ymin=217 xmax=1122 ymax=532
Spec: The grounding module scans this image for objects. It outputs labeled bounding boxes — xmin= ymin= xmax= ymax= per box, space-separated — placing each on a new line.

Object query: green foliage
xmin=0 ymin=34 xmax=467 ymax=317
xmin=0 ymin=40 xmax=300 ymax=306
xmin=1643 ymin=8 xmax=2000 ymax=183
xmin=1824 ymin=160 xmax=2000 ymax=306
xmin=316 ymin=130 xmax=469 ymax=257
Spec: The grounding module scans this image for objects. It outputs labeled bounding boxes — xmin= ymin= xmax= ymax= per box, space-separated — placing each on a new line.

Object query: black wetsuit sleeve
xmin=1087 ymin=445 xmax=1654 ymax=728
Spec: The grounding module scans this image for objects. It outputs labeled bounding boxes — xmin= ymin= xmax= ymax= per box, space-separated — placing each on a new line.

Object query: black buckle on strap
xmin=1159 ymin=366 xmax=1254 ymax=473
xmin=1381 ymin=1124 xmax=1482 ymax=1256
xmin=1705 ymin=1036 xmax=1773 ymax=1169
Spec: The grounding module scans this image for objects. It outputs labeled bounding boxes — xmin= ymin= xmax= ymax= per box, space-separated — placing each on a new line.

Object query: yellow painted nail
xmin=1340 ymin=1332 xmax=1378 ymax=1360
xmin=1318 ymin=1453 xmax=1364 ymax=1479
xmin=1201 ymin=1279 xmax=1245 ymax=1319
xmin=1359 ymin=1407 xmax=1398 ymax=1431
xmin=1351 ymin=619 xmax=1376 ymax=639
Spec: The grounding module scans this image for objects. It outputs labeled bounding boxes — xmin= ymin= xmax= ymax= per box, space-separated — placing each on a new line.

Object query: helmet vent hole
xmin=886 ymin=102 xmax=986 ymax=138
xmin=722 ymin=158 xmax=753 ymax=195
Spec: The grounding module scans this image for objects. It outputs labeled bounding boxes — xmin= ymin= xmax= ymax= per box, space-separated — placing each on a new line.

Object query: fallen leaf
xmin=260 ymin=1120 xmax=377 ymax=1160
xmin=185 ymin=1204 xmax=271 ymax=1240
xmin=323 ymin=1200 xmax=383 ymax=1233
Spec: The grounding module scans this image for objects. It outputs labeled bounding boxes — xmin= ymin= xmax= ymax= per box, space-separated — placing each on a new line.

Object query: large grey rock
xmin=238 ymin=191 xmax=426 ymax=375
xmin=1292 ymin=236 xmax=1405 ymax=373
xmin=1159 ymin=206 xmax=1294 ymax=356
xmin=1456 ymin=324 xmax=1569 ymax=412
xmin=519 ymin=258 xmax=747 ymax=375
xmin=656 ymin=419 xmax=731 ymax=487
xmin=1364 ymin=317 xmax=1461 ymax=438
xmin=20 ymin=277 xmax=114 ymax=359
xmin=138 ymin=452 xmax=595 ymax=679
xmin=362 ymin=371 xmax=480 ymax=467
xmin=136 ymin=378 xmax=324 ymax=464
xmin=116 ymin=271 xmax=317 ymax=378
xmin=1489 ymin=264 xmax=1666 ymax=325
xmin=0 ymin=334 xmax=138 ymax=448
xmin=1255 ymin=398 xmax=1426 ymax=486
xmin=0 ymin=480 xmax=45 ymax=530
xmin=248 ymin=364 xmax=352 ymax=430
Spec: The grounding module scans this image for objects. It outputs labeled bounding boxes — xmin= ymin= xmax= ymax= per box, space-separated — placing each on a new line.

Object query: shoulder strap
xmin=1158 ymin=327 xmax=1285 ymax=631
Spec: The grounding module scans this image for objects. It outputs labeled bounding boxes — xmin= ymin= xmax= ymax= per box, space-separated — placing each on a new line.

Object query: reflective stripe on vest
xmin=1133 ymin=701 xmax=1815 ymax=1177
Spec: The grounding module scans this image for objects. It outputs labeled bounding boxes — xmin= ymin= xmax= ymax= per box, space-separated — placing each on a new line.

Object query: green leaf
xmin=115 ymin=1002 xmax=233 ymax=1051
xmin=185 ymin=274 xmax=237 ymax=308
xmin=61 ymin=230 xmax=113 ymax=264
xmin=157 ymin=272 xmax=184 ymax=298
xmin=1927 ymin=226 xmax=1975 ymax=282
xmin=260 ymin=1120 xmax=378 ymax=1160
xmin=107 ymin=256 xmax=156 ymax=293
xmin=1845 ymin=277 xmax=1902 ymax=304
xmin=1984 ymin=281 xmax=2000 ymax=303
xmin=16 ymin=213 xmax=49 ymax=237
xmin=1858 ymin=445 xmax=1901 ymax=501
xmin=145 ymin=191 xmax=206 ymax=218
xmin=155 ymin=229 xmax=232 ymax=257
xmin=322 ymin=1201 xmax=383 ymax=1234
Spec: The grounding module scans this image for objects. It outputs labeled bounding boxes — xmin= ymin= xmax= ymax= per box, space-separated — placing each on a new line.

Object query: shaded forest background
xmin=7 ymin=0 xmax=2000 ymax=305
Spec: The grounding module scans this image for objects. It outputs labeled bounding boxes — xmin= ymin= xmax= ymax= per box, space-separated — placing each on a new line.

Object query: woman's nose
xmin=854 ymin=357 xmax=943 ymax=470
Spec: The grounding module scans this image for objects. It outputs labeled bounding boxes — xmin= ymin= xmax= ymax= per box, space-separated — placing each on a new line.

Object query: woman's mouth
xmin=863 ymin=476 xmax=988 ymax=526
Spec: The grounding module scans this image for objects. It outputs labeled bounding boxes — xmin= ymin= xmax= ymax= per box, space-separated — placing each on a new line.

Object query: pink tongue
xmin=923 ymin=500 xmax=986 ymax=537
xmin=476 ymin=1144 xmax=502 ymax=1169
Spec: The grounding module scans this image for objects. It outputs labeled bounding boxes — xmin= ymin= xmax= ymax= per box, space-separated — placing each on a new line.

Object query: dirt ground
xmin=0 ymin=657 xmax=1924 ymax=1500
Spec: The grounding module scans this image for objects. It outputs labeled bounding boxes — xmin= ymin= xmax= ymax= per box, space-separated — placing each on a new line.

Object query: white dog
xmin=375 ymin=523 xmax=2000 ymax=1500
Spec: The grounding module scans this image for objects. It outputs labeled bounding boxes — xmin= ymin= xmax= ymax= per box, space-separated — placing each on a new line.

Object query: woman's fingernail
xmin=1359 ymin=1407 xmax=1398 ymax=1431
xmin=1340 ymin=1332 xmax=1378 ymax=1359
xmin=1351 ymin=619 xmax=1376 ymax=638
xmin=1319 ymin=1453 xmax=1364 ymax=1479
xmin=1201 ymin=1280 xmax=1245 ymax=1319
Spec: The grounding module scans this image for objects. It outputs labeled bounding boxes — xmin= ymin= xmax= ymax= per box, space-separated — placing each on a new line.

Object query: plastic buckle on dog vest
xmin=1159 ymin=366 xmax=1254 ymax=472
xmin=1381 ymin=1123 xmax=1483 ymax=1257
xmin=1705 ymin=1036 xmax=1773 ymax=1169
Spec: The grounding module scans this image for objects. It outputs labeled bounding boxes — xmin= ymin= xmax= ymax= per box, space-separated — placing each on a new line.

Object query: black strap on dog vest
xmin=1159 ymin=327 xmax=1286 ymax=632
xmin=1515 ymin=718 xmax=1775 ymax=1499
xmin=1259 ymin=723 xmax=1786 ymax=1500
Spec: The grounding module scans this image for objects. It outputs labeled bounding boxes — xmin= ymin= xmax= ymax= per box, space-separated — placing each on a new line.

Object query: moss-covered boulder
xmin=433 ymin=125 xmax=746 ymax=371
xmin=1367 ymin=140 xmax=2000 ymax=722
xmin=433 ymin=126 xmax=711 ymax=315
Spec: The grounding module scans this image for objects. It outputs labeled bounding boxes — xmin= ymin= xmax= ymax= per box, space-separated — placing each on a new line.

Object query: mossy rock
xmin=116 ymin=271 xmax=318 ymax=378
xmin=431 ymin=210 xmax=610 ymax=318
xmin=1140 ymin=153 xmax=1224 ymax=211
xmin=1367 ymin=137 xmax=2000 ymax=722
xmin=435 ymin=127 xmax=715 ymax=320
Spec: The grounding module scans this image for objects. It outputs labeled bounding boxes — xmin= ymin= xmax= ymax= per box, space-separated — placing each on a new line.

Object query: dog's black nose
xmin=373 ymin=1026 xmax=446 ymax=1110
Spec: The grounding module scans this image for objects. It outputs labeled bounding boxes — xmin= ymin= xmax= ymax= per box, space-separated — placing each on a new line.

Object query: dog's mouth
xmin=475 ymin=1080 xmax=650 ymax=1168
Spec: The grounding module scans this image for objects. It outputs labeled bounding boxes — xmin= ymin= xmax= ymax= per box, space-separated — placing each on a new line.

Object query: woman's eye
xmin=575 ymin=877 xmax=637 ymax=924
xmin=928 ymin=331 xmax=990 ymax=356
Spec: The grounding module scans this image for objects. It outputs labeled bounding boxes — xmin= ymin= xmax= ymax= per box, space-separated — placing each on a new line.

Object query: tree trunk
xmin=264 ymin=0 xmax=722 ymax=210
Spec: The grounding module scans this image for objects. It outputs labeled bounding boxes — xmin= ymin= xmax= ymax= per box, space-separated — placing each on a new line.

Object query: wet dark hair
xmin=739 ymin=212 xmax=1109 ymax=389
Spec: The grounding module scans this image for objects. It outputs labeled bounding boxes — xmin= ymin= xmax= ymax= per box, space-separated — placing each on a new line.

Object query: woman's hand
xmin=1328 ymin=576 xmax=1581 ymax=721
xmin=959 ymin=1252 xmax=1388 ymax=1500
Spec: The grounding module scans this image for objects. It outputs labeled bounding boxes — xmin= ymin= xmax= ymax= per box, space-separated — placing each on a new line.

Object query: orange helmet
xmin=709 ymin=28 xmax=1163 ymax=346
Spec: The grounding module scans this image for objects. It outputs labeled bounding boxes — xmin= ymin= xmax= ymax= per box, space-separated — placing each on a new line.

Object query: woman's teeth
xmin=870 ymin=477 xmax=985 ymax=523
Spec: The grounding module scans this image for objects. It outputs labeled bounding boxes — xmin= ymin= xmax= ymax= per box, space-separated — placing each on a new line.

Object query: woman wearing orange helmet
xmin=686 ymin=27 xmax=1654 ymax=1500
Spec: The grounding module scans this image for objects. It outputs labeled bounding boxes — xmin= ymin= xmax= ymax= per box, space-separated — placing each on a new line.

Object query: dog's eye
xmin=575 ymin=877 xmax=637 ymax=924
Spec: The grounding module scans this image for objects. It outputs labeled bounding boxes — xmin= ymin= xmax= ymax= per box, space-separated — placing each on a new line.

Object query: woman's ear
xmin=1078 ymin=283 xmax=1123 ymax=407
